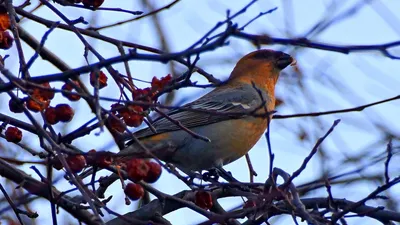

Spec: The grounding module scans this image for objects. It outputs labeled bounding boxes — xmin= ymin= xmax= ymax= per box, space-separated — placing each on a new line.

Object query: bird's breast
xmin=218 ymin=117 xmax=269 ymax=155
xmin=188 ymin=116 xmax=270 ymax=166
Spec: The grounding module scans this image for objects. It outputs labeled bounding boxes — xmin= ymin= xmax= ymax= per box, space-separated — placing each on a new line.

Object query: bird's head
xmin=229 ymin=49 xmax=295 ymax=87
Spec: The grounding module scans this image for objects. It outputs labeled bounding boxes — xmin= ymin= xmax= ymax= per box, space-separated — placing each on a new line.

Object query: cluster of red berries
xmin=6 ymin=71 xmax=109 ymax=142
xmin=26 ymin=82 xmax=54 ymax=112
xmin=8 ymin=82 xmax=58 ymax=114
xmin=150 ymin=74 xmax=172 ymax=94
xmin=0 ymin=7 xmax=12 ymax=49
xmin=52 ymin=154 xmax=87 ymax=173
xmin=53 ymin=149 xmax=114 ymax=173
xmin=108 ymin=74 xmax=172 ymax=132
xmin=108 ymin=103 xmax=144 ymax=132
xmin=132 ymin=74 xmax=172 ymax=104
xmin=125 ymin=159 xmax=162 ymax=183
xmin=44 ymin=104 xmax=75 ymax=125
xmin=52 ymin=154 xmax=162 ymax=200
xmin=123 ymin=159 xmax=162 ymax=201
xmin=61 ymin=72 xmax=108 ymax=101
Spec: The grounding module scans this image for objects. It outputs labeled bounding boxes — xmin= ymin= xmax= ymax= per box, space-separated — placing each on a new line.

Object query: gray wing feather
xmin=134 ymin=84 xmax=268 ymax=138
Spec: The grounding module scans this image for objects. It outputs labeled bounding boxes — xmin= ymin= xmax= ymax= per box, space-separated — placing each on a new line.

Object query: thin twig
xmin=282 ymin=119 xmax=341 ymax=189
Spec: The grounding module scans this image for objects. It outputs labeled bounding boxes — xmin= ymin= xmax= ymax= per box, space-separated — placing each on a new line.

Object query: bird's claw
xmin=202 ymin=169 xmax=220 ymax=182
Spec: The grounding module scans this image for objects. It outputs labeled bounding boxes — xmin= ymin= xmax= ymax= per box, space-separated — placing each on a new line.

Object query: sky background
xmin=1 ymin=0 xmax=400 ymax=224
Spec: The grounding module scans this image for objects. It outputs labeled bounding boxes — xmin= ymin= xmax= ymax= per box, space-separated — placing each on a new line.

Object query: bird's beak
xmin=276 ymin=53 xmax=294 ymax=70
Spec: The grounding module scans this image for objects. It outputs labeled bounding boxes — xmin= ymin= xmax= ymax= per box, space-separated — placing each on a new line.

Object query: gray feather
xmin=133 ymin=83 xmax=269 ymax=139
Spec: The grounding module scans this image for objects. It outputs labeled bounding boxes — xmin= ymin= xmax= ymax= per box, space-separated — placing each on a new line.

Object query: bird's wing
xmin=134 ymin=84 xmax=270 ymax=139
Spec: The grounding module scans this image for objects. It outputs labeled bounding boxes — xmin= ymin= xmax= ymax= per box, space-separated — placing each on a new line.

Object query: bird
xmin=119 ymin=49 xmax=294 ymax=174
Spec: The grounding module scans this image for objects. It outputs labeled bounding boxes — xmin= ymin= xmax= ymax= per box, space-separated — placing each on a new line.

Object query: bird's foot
xmin=183 ymin=171 xmax=203 ymax=183
xmin=202 ymin=169 xmax=220 ymax=182
xmin=215 ymin=167 xmax=238 ymax=182
xmin=214 ymin=168 xmax=251 ymax=192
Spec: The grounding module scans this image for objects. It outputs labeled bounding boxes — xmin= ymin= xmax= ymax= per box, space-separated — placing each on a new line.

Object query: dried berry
xmin=52 ymin=156 xmax=64 ymax=170
xmin=38 ymin=82 xmax=55 ymax=100
xmin=5 ymin=126 xmax=22 ymax=143
xmin=26 ymin=97 xmax=49 ymax=112
xmin=62 ymin=81 xmax=81 ymax=101
xmin=123 ymin=105 xmax=144 ymax=127
xmin=90 ymin=70 xmax=108 ymax=89
xmin=151 ymin=74 xmax=172 ymax=92
xmin=44 ymin=107 xmax=59 ymax=125
xmin=107 ymin=116 xmax=125 ymax=133
xmin=55 ymin=104 xmax=74 ymax=122
xmin=124 ymin=183 xmax=144 ymax=201
xmin=82 ymin=0 xmax=104 ymax=8
xmin=86 ymin=149 xmax=113 ymax=168
xmin=126 ymin=159 xmax=149 ymax=182
xmin=243 ymin=200 xmax=256 ymax=208
xmin=66 ymin=155 xmax=86 ymax=173
xmin=0 ymin=31 xmax=13 ymax=49
xmin=143 ymin=161 xmax=162 ymax=183
xmin=151 ymin=76 xmax=162 ymax=91
xmin=195 ymin=191 xmax=213 ymax=210
xmin=8 ymin=98 xmax=24 ymax=113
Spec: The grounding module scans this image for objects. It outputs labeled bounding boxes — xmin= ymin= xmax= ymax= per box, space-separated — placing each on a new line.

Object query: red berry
xmin=98 ymin=155 xmax=112 ymax=167
xmin=93 ymin=0 xmax=105 ymax=8
xmin=163 ymin=74 xmax=172 ymax=81
xmin=26 ymin=97 xmax=49 ymax=112
xmin=86 ymin=149 xmax=113 ymax=167
xmin=5 ymin=126 xmax=22 ymax=143
xmin=62 ymin=81 xmax=81 ymax=101
xmin=90 ymin=70 xmax=108 ymax=89
xmin=44 ymin=107 xmax=59 ymax=125
xmin=107 ymin=116 xmax=125 ymax=133
xmin=151 ymin=76 xmax=162 ymax=91
xmin=142 ymin=87 xmax=151 ymax=96
xmin=195 ymin=191 xmax=213 ymax=210
xmin=0 ymin=11 xmax=10 ymax=31
xmin=124 ymin=183 xmax=144 ymax=201
xmin=123 ymin=105 xmax=144 ymax=127
xmin=66 ymin=155 xmax=86 ymax=173
xmin=82 ymin=0 xmax=104 ymax=7
xmin=126 ymin=159 xmax=149 ymax=182
xmin=124 ymin=114 xmax=144 ymax=127
xmin=86 ymin=149 xmax=97 ymax=164
xmin=160 ymin=74 xmax=172 ymax=85
xmin=132 ymin=88 xmax=153 ymax=102
xmin=128 ymin=105 xmax=143 ymax=114
xmin=243 ymin=200 xmax=256 ymax=208
xmin=39 ymin=82 xmax=55 ymax=100
xmin=110 ymin=103 xmax=124 ymax=115
xmin=9 ymin=98 xmax=24 ymax=113
xmin=52 ymin=157 xmax=64 ymax=170
xmin=0 ymin=31 xmax=13 ymax=49
xmin=55 ymin=104 xmax=74 ymax=122
xmin=143 ymin=161 xmax=162 ymax=183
